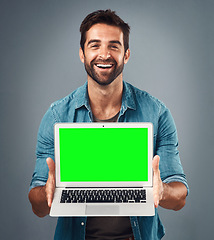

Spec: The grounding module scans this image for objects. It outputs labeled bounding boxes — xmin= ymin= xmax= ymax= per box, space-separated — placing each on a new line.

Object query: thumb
xmin=46 ymin=158 xmax=55 ymax=208
xmin=152 ymin=155 xmax=161 ymax=208
xmin=152 ymin=155 xmax=160 ymax=173
xmin=46 ymin=157 xmax=55 ymax=175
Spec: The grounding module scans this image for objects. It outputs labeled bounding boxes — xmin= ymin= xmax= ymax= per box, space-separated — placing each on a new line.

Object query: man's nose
xmin=99 ymin=46 xmax=111 ymax=59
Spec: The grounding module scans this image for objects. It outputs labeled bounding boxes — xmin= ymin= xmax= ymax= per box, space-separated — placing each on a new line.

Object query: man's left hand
xmin=152 ymin=155 xmax=164 ymax=208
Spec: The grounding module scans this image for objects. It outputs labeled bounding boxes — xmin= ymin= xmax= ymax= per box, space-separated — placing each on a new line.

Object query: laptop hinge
xmin=64 ymin=187 xmax=145 ymax=189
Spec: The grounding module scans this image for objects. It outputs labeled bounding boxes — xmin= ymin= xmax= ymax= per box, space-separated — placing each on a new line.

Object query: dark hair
xmin=80 ymin=9 xmax=130 ymax=53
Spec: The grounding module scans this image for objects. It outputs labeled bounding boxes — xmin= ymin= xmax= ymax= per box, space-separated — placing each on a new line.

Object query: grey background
xmin=0 ymin=0 xmax=213 ymax=239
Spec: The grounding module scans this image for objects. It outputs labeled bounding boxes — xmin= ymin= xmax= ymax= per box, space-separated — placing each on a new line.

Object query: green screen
xmin=59 ymin=128 xmax=148 ymax=182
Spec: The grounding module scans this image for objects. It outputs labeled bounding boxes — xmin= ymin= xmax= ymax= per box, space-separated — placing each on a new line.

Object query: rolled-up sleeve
xmin=29 ymin=107 xmax=56 ymax=191
xmin=163 ymin=175 xmax=189 ymax=195
xmin=155 ymin=105 xmax=189 ymax=195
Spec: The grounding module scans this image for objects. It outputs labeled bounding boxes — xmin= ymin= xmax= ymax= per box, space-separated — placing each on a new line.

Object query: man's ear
xmin=124 ymin=49 xmax=130 ymax=64
xmin=79 ymin=47 xmax=85 ymax=63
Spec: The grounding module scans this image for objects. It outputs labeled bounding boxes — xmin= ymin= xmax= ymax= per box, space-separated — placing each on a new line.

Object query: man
xmin=29 ymin=9 xmax=188 ymax=240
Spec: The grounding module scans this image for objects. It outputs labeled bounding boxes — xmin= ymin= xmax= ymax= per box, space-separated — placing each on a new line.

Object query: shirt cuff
xmin=29 ymin=180 xmax=46 ymax=192
xmin=163 ymin=175 xmax=189 ymax=196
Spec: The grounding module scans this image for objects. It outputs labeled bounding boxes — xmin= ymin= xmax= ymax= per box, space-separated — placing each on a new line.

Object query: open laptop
xmin=50 ymin=122 xmax=155 ymax=216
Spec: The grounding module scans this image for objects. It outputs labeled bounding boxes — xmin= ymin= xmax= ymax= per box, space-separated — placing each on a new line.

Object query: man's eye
xmin=91 ymin=45 xmax=99 ymax=48
xmin=110 ymin=45 xmax=118 ymax=49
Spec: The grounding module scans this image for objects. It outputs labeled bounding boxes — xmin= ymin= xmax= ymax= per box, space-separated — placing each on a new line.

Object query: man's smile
xmin=95 ymin=63 xmax=114 ymax=69
xmin=94 ymin=63 xmax=115 ymax=72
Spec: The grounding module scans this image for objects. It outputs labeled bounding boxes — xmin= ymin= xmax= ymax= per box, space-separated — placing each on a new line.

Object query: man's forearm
xmin=28 ymin=186 xmax=50 ymax=217
xmin=159 ymin=182 xmax=187 ymax=211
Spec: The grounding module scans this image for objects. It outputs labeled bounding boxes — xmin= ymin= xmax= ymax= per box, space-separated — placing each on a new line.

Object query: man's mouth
xmin=95 ymin=63 xmax=114 ymax=69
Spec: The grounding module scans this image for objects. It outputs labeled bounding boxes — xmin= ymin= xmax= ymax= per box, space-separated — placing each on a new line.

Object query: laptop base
xmin=50 ymin=188 xmax=155 ymax=216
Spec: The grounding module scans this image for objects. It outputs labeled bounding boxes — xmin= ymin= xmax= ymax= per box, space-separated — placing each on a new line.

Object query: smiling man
xmin=80 ymin=23 xmax=129 ymax=87
xmin=28 ymin=10 xmax=188 ymax=240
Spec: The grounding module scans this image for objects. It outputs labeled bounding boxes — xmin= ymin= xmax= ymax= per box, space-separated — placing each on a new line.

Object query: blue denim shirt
xmin=30 ymin=81 xmax=188 ymax=240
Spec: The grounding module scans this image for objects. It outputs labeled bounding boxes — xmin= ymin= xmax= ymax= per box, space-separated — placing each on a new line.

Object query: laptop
xmin=50 ymin=122 xmax=155 ymax=216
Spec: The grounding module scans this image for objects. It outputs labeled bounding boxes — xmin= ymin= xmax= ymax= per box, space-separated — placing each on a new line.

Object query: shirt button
xmin=81 ymin=222 xmax=84 ymax=226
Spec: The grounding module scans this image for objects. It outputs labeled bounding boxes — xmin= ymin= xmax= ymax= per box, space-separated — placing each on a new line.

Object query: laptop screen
xmin=58 ymin=127 xmax=149 ymax=183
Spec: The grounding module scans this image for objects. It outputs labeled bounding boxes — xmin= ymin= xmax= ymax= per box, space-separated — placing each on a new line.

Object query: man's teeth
xmin=96 ymin=64 xmax=113 ymax=68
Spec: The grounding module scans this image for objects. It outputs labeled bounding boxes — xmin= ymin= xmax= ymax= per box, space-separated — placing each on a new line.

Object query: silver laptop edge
xmin=50 ymin=122 xmax=155 ymax=216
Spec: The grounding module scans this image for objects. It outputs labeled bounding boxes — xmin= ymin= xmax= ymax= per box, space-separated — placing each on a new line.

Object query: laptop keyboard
xmin=60 ymin=189 xmax=146 ymax=203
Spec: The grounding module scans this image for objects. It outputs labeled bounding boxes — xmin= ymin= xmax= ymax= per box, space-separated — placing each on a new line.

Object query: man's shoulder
xmin=41 ymin=83 xmax=88 ymax=122
xmin=124 ymin=81 xmax=166 ymax=108
xmin=50 ymin=82 xmax=87 ymax=110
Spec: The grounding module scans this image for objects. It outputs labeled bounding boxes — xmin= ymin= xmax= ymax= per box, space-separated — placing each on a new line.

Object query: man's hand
xmin=46 ymin=157 xmax=55 ymax=207
xmin=152 ymin=155 xmax=164 ymax=208
xmin=28 ymin=157 xmax=55 ymax=217
xmin=152 ymin=155 xmax=188 ymax=210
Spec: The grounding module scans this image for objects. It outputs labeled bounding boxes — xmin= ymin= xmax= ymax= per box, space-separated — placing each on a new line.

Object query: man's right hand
xmin=46 ymin=157 xmax=56 ymax=207
xmin=28 ymin=157 xmax=55 ymax=217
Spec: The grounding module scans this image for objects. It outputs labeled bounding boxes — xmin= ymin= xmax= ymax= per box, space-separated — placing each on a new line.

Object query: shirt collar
xmin=74 ymin=81 xmax=136 ymax=112
xmin=74 ymin=82 xmax=91 ymax=111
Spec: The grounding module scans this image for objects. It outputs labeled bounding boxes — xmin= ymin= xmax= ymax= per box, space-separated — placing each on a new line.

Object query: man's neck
xmin=87 ymin=77 xmax=123 ymax=120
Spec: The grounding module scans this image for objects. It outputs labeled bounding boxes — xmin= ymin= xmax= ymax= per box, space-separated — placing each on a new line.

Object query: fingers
xmin=46 ymin=158 xmax=55 ymax=208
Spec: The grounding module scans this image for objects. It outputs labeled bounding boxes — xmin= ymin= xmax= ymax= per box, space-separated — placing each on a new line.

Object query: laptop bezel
xmin=54 ymin=122 xmax=153 ymax=188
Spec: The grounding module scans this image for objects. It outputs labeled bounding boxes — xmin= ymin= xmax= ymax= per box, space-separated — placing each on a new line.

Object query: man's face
xmin=79 ymin=23 xmax=130 ymax=86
